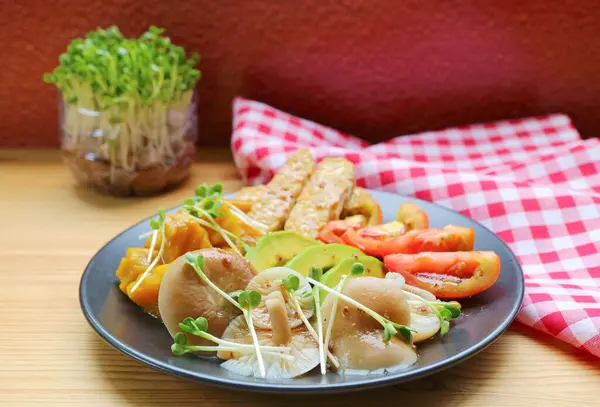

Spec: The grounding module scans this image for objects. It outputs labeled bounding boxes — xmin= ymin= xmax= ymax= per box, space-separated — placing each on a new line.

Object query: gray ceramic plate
xmin=80 ymin=189 xmax=524 ymax=394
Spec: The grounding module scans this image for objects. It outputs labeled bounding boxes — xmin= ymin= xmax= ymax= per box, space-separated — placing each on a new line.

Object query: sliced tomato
xmin=396 ymin=202 xmax=429 ymax=230
xmin=384 ymin=251 xmax=501 ymax=299
xmin=342 ymin=224 xmax=474 ymax=257
xmin=340 ymin=221 xmax=406 ymax=256
xmin=318 ymin=215 xmax=367 ymax=244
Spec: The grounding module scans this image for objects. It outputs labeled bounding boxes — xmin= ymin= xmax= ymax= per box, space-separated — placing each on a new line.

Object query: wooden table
xmin=1 ymin=149 xmax=599 ymax=406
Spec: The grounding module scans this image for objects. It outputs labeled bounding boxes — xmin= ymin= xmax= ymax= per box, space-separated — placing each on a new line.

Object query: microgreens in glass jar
xmin=43 ymin=25 xmax=201 ymax=196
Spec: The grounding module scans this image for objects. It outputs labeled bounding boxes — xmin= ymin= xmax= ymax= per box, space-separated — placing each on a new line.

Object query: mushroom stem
xmin=265 ymin=291 xmax=293 ymax=346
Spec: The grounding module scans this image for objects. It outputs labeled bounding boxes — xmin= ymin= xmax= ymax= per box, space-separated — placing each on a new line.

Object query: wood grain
xmin=1 ymin=149 xmax=599 ymax=407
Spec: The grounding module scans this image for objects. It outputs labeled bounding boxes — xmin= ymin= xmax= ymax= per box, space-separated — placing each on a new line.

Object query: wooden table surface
xmin=1 ymin=149 xmax=599 ymax=406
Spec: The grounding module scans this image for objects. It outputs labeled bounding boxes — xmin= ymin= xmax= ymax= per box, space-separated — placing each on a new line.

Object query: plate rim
xmin=79 ymin=189 xmax=525 ymax=394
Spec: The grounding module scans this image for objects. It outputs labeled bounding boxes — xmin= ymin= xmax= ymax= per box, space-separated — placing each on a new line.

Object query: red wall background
xmin=1 ymin=0 xmax=600 ymax=147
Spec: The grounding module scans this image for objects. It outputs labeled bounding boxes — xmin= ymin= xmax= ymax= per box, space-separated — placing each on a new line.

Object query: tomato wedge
xmin=342 ymin=225 xmax=474 ymax=257
xmin=339 ymin=221 xmax=405 ymax=254
xmin=317 ymin=215 xmax=367 ymax=244
xmin=396 ymin=202 xmax=429 ymax=230
xmin=384 ymin=251 xmax=501 ymax=299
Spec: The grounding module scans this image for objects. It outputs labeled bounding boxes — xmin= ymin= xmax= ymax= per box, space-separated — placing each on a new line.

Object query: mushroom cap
xmin=157 ymin=248 xmax=256 ymax=348
xmin=409 ymin=300 xmax=441 ymax=343
xmin=402 ymin=283 xmax=437 ymax=301
xmin=333 ymin=333 xmax=417 ymax=375
xmin=218 ymin=315 xmax=319 ymax=380
xmin=385 ymin=275 xmax=439 ymax=342
xmin=246 ymin=267 xmax=314 ymax=329
xmin=321 ymin=276 xmax=416 ymax=373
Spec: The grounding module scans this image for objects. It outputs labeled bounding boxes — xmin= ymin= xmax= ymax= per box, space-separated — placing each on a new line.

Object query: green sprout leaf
xmin=149 ymin=218 xmax=160 ymax=230
xmin=248 ymin=290 xmax=261 ymax=309
xmin=237 ymin=291 xmax=249 ymax=310
xmin=351 ymin=263 xmax=365 ymax=276
xmin=158 ymin=209 xmax=166 ymax=221
xmin=282 ymin=274 xmax=300 ymax=293
xmin=209 ymin=183 xmax=223 ymax=196
xmin=195 ymin=185 xmax=208 ymax=198
xmin=174 ymin=332 xmax=188 ymax=346
xmin=171 ymin=343 xmax=187 ymax=356
xmin=178 ymin=317 xmax=198 ymax=334
xmin=445 ymin=302 xmax=462 ymax=319
xmin=208 ymin=200 xmax=225 ymax=218
xmin=237 ymin=290 xmax=262 ymax=310
xmin=439 ymin=308 xmax=453 ymax=320
xmin=183 ymin=197 xmax=196 ymax=206
xmin=398 ymin=325 xmax=414 ymax=343
xmin=193 ymin=317 xmax=208 ymax=332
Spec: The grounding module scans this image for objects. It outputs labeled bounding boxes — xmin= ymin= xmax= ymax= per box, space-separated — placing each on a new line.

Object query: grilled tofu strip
xmin=284 ymin=158 xmax=355 ymax=238
xmin=236 ymin=185 xmax=268 ymax=203
xmin=246 ymin=149 xmax=315 ymax=231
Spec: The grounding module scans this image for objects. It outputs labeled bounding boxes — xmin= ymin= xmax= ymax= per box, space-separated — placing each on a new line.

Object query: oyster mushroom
xmin=385 ymin=274 xmax=440 ymax=342
xmin=246 ymin=267 xmax=313 ymax=329
xmin=157 ymin=248 xmax=256 ymax=348
xmin=321 ymin=276 xmax=418 ymax=374
xmin=218 ymin=291 xmax=319 ymax=379
xmin=409 ymin=300 xmax=441 ymax=343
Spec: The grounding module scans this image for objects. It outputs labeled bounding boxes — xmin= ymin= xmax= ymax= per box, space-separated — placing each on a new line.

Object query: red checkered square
xmin=231 ymin=96 xmax=600 ymax=359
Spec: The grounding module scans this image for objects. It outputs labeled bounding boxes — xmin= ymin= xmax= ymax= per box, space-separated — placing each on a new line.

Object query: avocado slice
xmin=285 ymin=243 xmax=365 ymax=277
xmin=320 ymin=256 xmax=385 ymax=302
xmin=245 ymin=231 xmax=322 ymax=272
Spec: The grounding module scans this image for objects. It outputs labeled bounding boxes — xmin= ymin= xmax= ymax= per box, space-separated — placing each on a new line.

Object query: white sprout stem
xmin=227 ymin=204 xmax=268 ymax=234
xmin=290 ymin=295 xmax=339 ymax=369
xmin=191 ymin=267 xmax=244 ymax=312
xmin=244 ymin=309 xmax=266 ymax=378
xmin=307 ymin=278 xmax=389 ymax=329
xmin=146 ymin=230 xmax=158 ymax=263
xmin=324 ymin=275 xmax=348 ymax=360
xmin=198 ymin=331 xmax=291 ymax=353
xmin=138 ymin=230 xmax=153 ymax=240
xmin=130 ymin=224 xmax=166 ymax=293
xmin=196 ymin=207 xmax=241 ymax=255
xmin=313 ymin=288 xmax=326 ymax=375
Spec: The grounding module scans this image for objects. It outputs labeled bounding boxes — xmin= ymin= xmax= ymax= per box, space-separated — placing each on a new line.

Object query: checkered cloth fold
xmin=231 ymin=97 xmax=600 ymax=357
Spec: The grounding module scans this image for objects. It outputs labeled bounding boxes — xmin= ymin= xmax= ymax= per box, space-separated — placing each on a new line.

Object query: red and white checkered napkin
xmin=231 ymin=97 xmax=600 ymax=358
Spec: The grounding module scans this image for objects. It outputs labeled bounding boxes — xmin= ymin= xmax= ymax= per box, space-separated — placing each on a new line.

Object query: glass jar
xmin=59 ymin=91 xmax=198 ymax=196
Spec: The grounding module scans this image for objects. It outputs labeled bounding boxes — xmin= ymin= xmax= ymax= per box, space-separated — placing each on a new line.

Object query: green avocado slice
xmin=284 ymin=243 xmax=365 ymax=277
xmin=320 ymin=256 xmax=385 ymax=302
xmin=245 ymin=231 xmax=322 ymax=272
